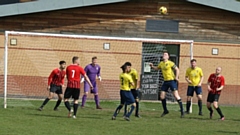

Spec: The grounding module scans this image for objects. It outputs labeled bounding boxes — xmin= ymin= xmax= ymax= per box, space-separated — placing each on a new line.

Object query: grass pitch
xmin=0 ymin=99 xmax=240 ymax=135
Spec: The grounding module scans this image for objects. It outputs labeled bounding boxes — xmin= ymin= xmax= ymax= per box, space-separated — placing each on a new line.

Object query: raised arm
xmin=149 ymin=63 xmax=160 ymax=71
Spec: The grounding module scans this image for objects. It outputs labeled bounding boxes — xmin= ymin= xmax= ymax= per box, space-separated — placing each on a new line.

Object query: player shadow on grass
xmin=216 ymin=131 xmax=239 ymax=134
xmin=185 ymin=116 xmax=211 ymax=120
xmin=230 ymin=119 xmax=240 ymax=122
xmin=78 ymin=115 xmax=103 ymax=119
xmin=28 ymin=113 xmax=67 ymax=118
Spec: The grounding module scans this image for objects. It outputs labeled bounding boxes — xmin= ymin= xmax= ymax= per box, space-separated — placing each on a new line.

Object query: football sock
xmin=81 ymin=95 xmax=87 ymax=106
xmin=135 ymin=101 xmax=139 ymax=116
xmin=198 ymin=100 xmax=202 ymax=112
xmin=216 ymin=107 xmax=224 ymax=118
xmin=126 ymin=105 xmax=135 ymax=117
xmin=208 ymin=107 xmax=213 ymax=113
xmin=41 ymin=98 xmax=50 ymax=107
xmin=161 ymin=99 xmax=168 ymax=112
xmin=113 ymin=105 xmax=123 ymax=117
xmin=64 ymin=101 xmax=71 ymax=112
xmin=73 ymin=103 xmax=78 ymax=116
xmin=94 ymin=95 xmax=100 ymax=106
xmin=54 ymin=100 xmax=62 ymax=109
xmin=124 ymin=104 xmax=127 ymax=116
xmin=186 ymin=101 xmax=191 ymax=112
xmin=177 ymin=99 xmax=184 ymax=112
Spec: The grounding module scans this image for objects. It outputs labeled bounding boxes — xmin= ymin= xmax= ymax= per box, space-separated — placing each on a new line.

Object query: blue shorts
xmin=161 ymin=80 xmax=178 ymax=92
xmin=120 ymin=90 xmax=135 ymax=105
xmin=187 ymin=86 xmax=202 ymax=96
xmin=84 ymin=81 xmax=98 ymax=94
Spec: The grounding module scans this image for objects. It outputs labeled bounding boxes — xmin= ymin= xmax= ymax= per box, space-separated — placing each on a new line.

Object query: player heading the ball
xmin=149 ymin=51 xmax=184 ymax=118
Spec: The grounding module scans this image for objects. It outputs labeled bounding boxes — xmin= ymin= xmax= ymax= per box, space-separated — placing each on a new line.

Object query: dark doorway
xmin=140 ymin=43 xmax=180 ymax=101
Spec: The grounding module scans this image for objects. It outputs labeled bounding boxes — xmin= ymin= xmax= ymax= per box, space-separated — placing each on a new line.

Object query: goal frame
xmin=3 ymin=31 xmax=194 ymax=109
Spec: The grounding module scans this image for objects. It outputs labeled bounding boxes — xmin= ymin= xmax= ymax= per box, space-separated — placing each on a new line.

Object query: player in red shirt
xmin=207 ymin=67 xmax=225 ymax=120
xmin=39 ymin=61 xmax=66 ymax=111
xmin=64 ymin=56 xmax=93 ymax=119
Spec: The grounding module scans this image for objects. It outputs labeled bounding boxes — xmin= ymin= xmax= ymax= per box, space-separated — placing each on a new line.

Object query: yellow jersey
xmin=158 ymin=60 xmax=176 ymax=81
xmin=128 ymin=68 xmax=138 ymax=89
xmin=119 ymin=73 xmax=133 ymax=91
xmin=185 ymin=67 xmax=203 ymax=86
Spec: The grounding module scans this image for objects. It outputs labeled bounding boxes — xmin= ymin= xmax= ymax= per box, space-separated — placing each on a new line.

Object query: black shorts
xmin=50 ymin=84 xmax=62 ymax=94
xmin=131 ymin=89 xmax=139 ymax=99
xmin=207 ymin=93 xmax=220 ymax=103
xmin=64 ymin=87 xmax=80 ymax=100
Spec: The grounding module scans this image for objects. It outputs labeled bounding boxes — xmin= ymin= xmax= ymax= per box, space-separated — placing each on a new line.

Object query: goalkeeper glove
xmin=98 ymin=76 xmax=102 ymax=81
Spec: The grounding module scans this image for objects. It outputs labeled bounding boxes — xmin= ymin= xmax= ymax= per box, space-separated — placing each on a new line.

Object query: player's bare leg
xmin=173 ymin=90 xmax=184 ymax=118
xmin=186 ymin=96 xmax=192 ymax=114
xmin=197 ymin=95 xmax=203 ymax=115
xmin=81 ymin=92 xmax=88 ymax=108
xmin=213 ymin=101 xmax=224 ymax=120
xmin=53 ymin=94 xmax=63 ymax=111
xmin=207 ymin=102 xmax=213 ymax=119
xmin=94 ymin=93 xmax=102 ymax=109
xmin=39 ymin=92 xmax=54 ymax=111
xmin=160 ymin=91 xmax=169 ymax=117
xmin=64 ymin=98 xmax=72 ymax=118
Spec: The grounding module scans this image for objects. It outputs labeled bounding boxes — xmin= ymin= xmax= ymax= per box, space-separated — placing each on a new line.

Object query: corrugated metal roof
xmin=0 ymin=0 xmax=127 ymax=17
xmin=187 ymin=0 xmax=240 ymax=14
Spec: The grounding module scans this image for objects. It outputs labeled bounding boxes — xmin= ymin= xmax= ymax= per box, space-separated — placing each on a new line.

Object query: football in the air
xmin=159 ymin=6 xmax=167 ymax=15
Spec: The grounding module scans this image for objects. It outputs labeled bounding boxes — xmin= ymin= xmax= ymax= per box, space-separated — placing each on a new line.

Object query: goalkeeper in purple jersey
xmin=81 ymin=56 xmax=102 ymax=109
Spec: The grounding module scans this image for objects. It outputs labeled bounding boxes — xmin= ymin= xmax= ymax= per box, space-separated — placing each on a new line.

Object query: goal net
xmin=1 ymin=31 xmax=193 ymax=109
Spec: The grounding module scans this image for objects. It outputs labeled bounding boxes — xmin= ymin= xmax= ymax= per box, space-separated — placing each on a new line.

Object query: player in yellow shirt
xmin=149 ymin=51 xmax=184 ymax=118
xmin=185 ymin=59 xmax=204 ymax=115
xmin=112 ymin=64 xmax=136 ymax=121
xmin=124 ymin=62 xmax=141 ymax=118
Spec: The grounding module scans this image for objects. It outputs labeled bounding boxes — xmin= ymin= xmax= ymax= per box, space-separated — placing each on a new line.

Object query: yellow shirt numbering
xmin=119 ymin=73 xmax=133 ymax=91
xmin=128 ymin=68 xmax=138 ymax=89
xmin=158 ymin=60 xmax=176 ymax=81
xmin=185 ymin=67 xmax=203 ymax=86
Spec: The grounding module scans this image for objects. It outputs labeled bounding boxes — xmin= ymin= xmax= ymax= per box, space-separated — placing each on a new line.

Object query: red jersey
xmin=208 ymin=73 xmax=225 ymax=94
xmin=66 ymin=64 xmax=86 ymax=88
xmin=48 ymin=68 xmax=66 ymax=86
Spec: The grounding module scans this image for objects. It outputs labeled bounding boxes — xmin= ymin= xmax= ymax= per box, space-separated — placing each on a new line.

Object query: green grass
xmin=1 ymin=99 xmax=240 ymax=135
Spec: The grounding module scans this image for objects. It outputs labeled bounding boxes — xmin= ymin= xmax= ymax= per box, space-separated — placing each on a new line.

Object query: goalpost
xmin=3 ymin=31 xmax=193 ymax=111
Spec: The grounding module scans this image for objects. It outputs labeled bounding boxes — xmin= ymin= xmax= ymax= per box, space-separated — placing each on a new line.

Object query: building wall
xmin=0 ymin=0 xmax=239 ymax=105
xmin=0 ymin=34 xmax=189 ymax=99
